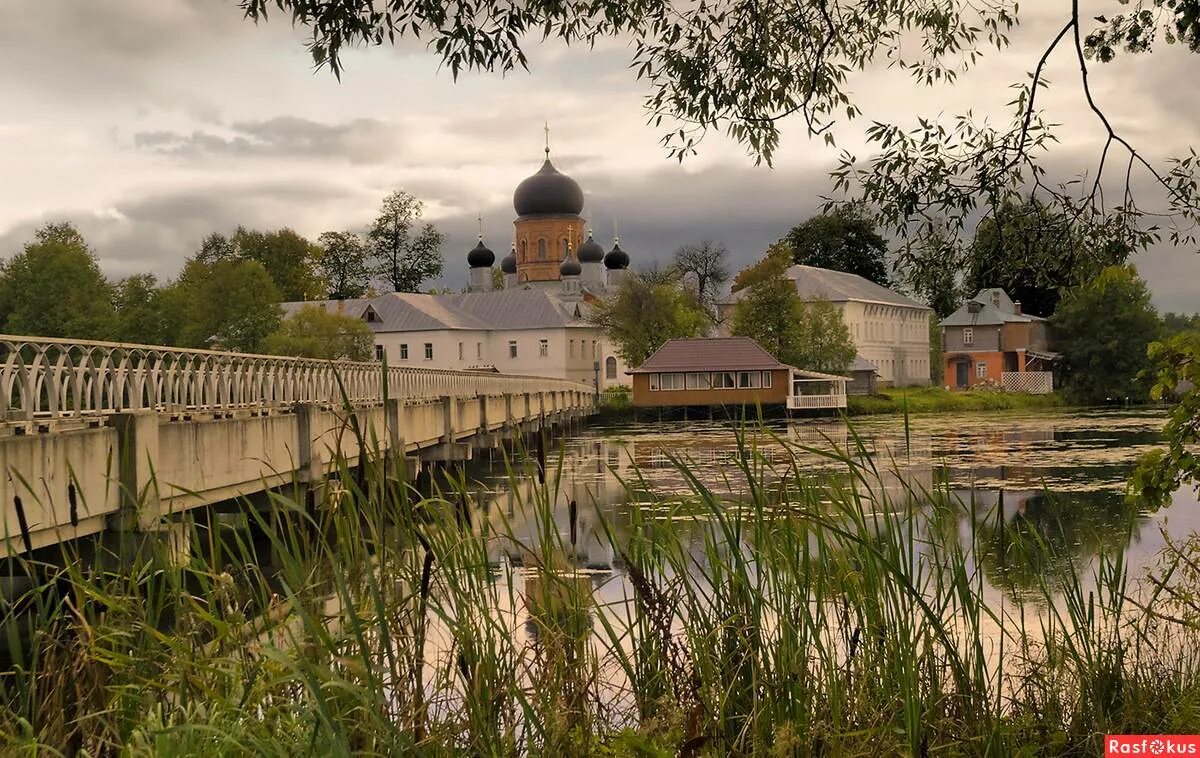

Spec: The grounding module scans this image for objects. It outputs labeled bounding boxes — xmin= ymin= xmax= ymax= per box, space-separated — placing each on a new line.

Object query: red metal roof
xmin=629 ymin=337 xmax=790 ymax=373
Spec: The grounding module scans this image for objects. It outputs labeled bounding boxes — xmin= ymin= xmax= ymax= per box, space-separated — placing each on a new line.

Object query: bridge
xmin=0 ymin=336 xmax=594 ymax=557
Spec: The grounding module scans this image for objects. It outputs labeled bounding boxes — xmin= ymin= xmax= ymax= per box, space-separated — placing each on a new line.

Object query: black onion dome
xmin=500 ymin=244 xmax=517 ymax=274
xmin=604 ymin=240 xmax=630 ymax=270
xmin=513 ymin=157 xmax=584 ymax=217
xmin=467 ymin=237 xmax=495 ymax=268
xmin=577 ymin=230 xmax=604 ymax=263
xmin=560 ymin=255 xmax=582 ymax=277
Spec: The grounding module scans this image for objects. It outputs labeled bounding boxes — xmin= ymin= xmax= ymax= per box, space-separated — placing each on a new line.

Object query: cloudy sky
xmin=1 ymin=1 xmax=1197 ymax=310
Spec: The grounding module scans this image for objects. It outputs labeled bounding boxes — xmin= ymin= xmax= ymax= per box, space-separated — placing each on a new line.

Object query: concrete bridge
xmin=0 ymin=336 xmax=595 ymax=556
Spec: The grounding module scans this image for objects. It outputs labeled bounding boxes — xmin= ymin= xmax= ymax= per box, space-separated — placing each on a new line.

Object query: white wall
xmin=373 ymin=326 xmax=628 ymax=392
xmin=838 ymin=301 xmax=932 ymax=386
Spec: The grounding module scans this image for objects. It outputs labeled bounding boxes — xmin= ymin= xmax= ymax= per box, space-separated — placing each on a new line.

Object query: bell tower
xmin=511 ymin=127 xmax=586 ymax=284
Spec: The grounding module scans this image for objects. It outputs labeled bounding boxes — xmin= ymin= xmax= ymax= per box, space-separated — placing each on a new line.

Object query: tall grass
xmin=0 ymin=413 xmax=1197 ymax=755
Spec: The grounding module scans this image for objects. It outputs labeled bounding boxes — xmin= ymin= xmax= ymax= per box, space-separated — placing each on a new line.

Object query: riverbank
xmin=846 ymin=386 xmax=1068 ymax=415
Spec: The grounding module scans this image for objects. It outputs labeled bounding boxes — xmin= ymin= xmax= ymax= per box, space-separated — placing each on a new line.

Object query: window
xmin=592 ymin=340 xmax=598 ymax=358
xmin=649 ymin=373 xmax=660 ymax=391
xmin=963 ymin=328 xmax=974 ymax=345
xmin=537 ymin=238 xmax=547 ymax=260
xmin=476 ymin=342 xmax=482 ymax=359
xmin=520 ymin=239 xmax=527 ymax=260
xmin=976 ymin=362 xmax=987 ymax=378
xmin=561 ymin=238 xmax=569 ymax=257
xmin=457 ymin=342 xmax=463 ymax=361
xmin=569 ymin=339 xmax=576 ymax=358
xmin=423 ymin=343 xmax=433 ymax=360
xmin=508 ymin=340 xmax=518 ymax=358
xmin=539 ymin=339 xmax=549 ymax=357
xmin=659 ymin=373 xmax=686 ymax=390
xmin=374 ymin=345 xmax=384 ymax=361
xmin=762 ymin=371 xmax=772 ymax=388
xmin=712 ymin=372 xmax=737 ymax=389
xmin=399 ymin=343 xmax=409 ymax=360
xmin=738 ymin=371 xmax=762 ymax=389
xmin=364 ymin=309 xmax=379 ymax=323
xmin=685 ymin=372 xmax=711 ymax=390
xmin=605 ymin=356 xmax=617 ymax=379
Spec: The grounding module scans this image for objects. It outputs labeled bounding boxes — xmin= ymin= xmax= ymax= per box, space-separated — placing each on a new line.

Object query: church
xmin=283 ymin=141 xmax=634 ymax=390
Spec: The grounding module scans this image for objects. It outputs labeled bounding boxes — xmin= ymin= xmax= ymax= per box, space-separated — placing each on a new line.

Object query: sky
xmin=0 ymin=1 xmax=1197 ymax=311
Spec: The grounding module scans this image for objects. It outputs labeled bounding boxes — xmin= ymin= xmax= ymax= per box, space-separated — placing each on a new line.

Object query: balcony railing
xmin=787 ymin=394 xmax=847 ymax=410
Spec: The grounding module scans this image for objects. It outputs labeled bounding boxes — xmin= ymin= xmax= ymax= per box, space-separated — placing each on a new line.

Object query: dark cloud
xmin=132 ymin=117 xmax=402 ymax=164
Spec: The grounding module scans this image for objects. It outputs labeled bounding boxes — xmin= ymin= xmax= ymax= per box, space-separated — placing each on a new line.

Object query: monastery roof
xmin=940 ymin=288 xmax=1045 ymax=327
xmin=724 ymin=265 xmax=929 ymax=310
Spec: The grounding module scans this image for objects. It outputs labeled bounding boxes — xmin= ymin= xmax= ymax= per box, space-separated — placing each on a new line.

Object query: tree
xmin=163 ymin=258 xmax=282 ymax=352
xmin=896 ymin=224 xmax=964 ymax=318
xmin=369 ymin=190 xmax=445 ymax=293
xmin=234 ymin=227 xmax=325 ymax=301
xmin=1131 ymin=329 xmax=1200 ymax=509
xmin=263 ymin=304 xmax=374 ymax=360
xmin=0 ymin=222 xmax=114 ymax=339
xmin=317 ymin=231 xmax=372 ymax=300
xmin=781 ymin=207 xmax=890 ymax=285
xmin=111 ymin=274 xmax=169 ymax=345
xmin=1051 ymin=265 xmax=1161 ymax=405
xmin=966 ymin=198 xmax=1130 ymax=317
xmin=731 ymin=242 xmax=793 ymax=293
xmin=672 ymin=240 xmax=729 ymax=312
xmin=587 ymin=274 xmax=708 ymax=367
xmin=243 ymin=2 xmax=1200 ymax=268
xmin=729 ymin=268 xmax=855 ymax=373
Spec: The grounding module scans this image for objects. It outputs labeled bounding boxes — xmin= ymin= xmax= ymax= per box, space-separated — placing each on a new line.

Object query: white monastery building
xmin=721 ymin=264 xmax=932 ymax=387
xmin=283 ymin=141 xmax=634 ymax=391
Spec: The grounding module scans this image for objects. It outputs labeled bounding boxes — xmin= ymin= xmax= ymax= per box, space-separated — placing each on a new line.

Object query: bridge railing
xmin=0 ymin=335 xmax=592 ymax=423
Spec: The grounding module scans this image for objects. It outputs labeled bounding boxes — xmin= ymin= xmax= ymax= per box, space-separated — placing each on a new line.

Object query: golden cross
xmin=543 ymin=122 xmax=550 ymax=157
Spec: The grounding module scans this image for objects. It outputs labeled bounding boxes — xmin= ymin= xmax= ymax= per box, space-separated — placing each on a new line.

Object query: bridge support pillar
xmin=108 ymin=411 xmax=162 ymax=531
xmin=420 ymin=443 xmax=472 ymax=463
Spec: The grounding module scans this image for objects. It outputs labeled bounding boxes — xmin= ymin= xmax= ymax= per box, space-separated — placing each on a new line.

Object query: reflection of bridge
xmin=0 ymin=336 xmax=594 ymax=555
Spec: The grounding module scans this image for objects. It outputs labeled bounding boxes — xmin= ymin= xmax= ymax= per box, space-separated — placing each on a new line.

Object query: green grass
xmin=847 ymin=386 xmax=1068 ymax=415
xmin=0 ymin=411 xmax=1197 ymax=755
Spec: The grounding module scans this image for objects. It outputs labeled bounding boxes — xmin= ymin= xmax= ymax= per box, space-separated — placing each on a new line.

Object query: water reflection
xmin=464 ymin=410 xmax=1192 ymax=607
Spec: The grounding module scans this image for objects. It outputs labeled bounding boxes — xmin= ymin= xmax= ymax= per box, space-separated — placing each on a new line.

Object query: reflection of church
xmin=283 ymin=137 xmax=632 ymax=388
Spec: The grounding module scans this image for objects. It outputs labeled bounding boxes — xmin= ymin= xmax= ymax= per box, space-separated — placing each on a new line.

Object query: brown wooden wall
xmin=630 ymin=369 xmax=791 ymax=407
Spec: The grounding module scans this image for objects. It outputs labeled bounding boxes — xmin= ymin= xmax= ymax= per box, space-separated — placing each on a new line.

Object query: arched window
xmin=605 ymin=356 xmax=617 ymax=380
xmin=520 ymin=239 xmax=527 ymax=261
xmin=561 ymin=238 xmax=569 ymax=257
xmin=537 ymin=238 xmax=547 ymax=260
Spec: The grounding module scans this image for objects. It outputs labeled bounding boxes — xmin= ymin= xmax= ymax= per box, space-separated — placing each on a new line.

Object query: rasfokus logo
xmin=1106 ymin=736 xmax=1200 ymax=756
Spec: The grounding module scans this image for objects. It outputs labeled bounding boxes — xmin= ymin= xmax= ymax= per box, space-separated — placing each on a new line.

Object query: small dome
xmin=500 ymin=244 xmax=517 ymax=274
xmin=467 ymin=236 xmax=495 ymax=268
xmin=577 ymin=230 xmax=604 ymax=263
xmin=604 ymin=239 xmax=630 ymax=270
xmin=513 ymin=156 xmax=584 ymax=217
xmin=560 ymin=255 xmax=581 ymax=277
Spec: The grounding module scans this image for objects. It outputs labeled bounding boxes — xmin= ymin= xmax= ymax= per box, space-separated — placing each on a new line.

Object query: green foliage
xmin=111 ymin=274 xmax=169 ymax=345
xmin=846 ymin=386 xmax=1066 ymax=415
xmin=164 ymin=258 xmax=282 ymax=352
xmin=896 ymin=223 xmax=963 ymax=317
xmin=588 ymin=274 xmax=708 ymax=367
xmin=263 ymin=304 xmax=374 ymax=360
xmin=202 ymin=227 xmax=325 ymax=301
xmin=316 ymin=230 xmax=372 ymax=300
xmin=730 ymin=241 xmax=792 ymax=293
xmin=928 ymin=314 xmax=944 ymax=385
xmin=1051 ymin=265 xmax=1161 ymax=404
xmin=730 ymin=268 xmax=855 ymax=373
xmin=967 ymin=198 xmax=1132 ymax=317
xmin=0 ymin=222 xmax=114 ymax=339
xmin=670 ymin=240 xmax=729 ymax=313
xmin=369 ymin=190 xmax=445 ymax=293
xmin=1085 ymin=1 xmax=1200 ymax=61
xmin=780 ymin=206 xmax=890 ymax=285
xmin=1131 ymin=330 xmax=1200 ymax=508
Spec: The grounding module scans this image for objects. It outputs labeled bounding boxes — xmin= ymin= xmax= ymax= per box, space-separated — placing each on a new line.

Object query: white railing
xmin=1001 ymin=371 xmax=1053 ymax=395
xmin=0 ymin=335 xmax=591 ymax=423
xmin=787 ymin=394 xmax=848 ymax=410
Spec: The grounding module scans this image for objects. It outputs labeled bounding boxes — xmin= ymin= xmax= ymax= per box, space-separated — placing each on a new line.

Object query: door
xmin=955 ymin=361 xmax=969 ymax=388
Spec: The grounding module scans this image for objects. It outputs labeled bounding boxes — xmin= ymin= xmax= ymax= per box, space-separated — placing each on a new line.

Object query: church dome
xmin=467 ymin=236 xmax=495 ymax=268
xmin=500 ymin=244 xmax=517 ymax=274
xmin=604 ymin=239 xmax=630 ymax=270
xmin=513 ymin=155 xmax=584 ymax=217
xmin=577 ymin=230 xmax=604 ymax=263
xmin=560 ymin=255 xmax=582 ymax=277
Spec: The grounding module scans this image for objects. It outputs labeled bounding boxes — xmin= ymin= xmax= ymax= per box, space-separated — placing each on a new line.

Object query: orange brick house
xmin=940 ymin=289 xmax=1059 ymax=391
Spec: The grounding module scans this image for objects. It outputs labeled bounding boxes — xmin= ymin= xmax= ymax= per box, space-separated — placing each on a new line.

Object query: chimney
xmin=1013 ymin=301 xmax=1022 ymax=315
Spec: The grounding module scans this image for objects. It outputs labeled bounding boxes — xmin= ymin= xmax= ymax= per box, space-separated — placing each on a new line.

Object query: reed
xmin=0 ymin=411 xmax=1196 ymax=756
